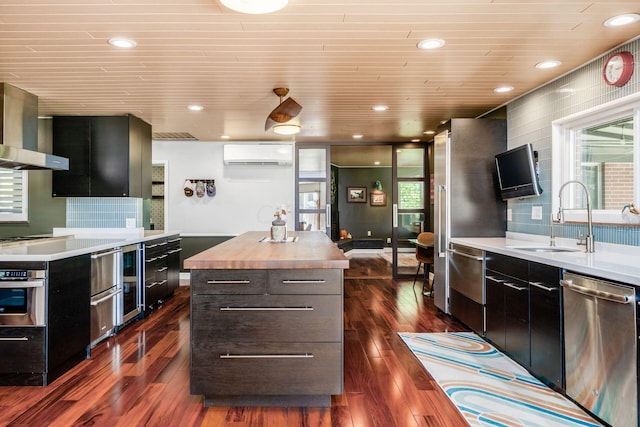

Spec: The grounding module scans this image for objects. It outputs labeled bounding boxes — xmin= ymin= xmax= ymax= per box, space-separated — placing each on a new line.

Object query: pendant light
xmin=220 ymin=0 xmax=288 ymax=14
xmin=272 ymin=123 xmax=301 ymax=135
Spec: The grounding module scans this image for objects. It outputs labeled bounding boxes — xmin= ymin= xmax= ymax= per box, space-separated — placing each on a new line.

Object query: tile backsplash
xmin=66 ymin=198 xmax=142 ymax=228
xmin=505 ymin=37 xmax=640 ymax=246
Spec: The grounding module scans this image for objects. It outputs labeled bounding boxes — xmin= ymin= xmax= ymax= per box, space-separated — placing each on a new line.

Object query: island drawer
xmin=0 ymin=327 xmax=45 ymax=373
xmin=191 ymin=294 xmax=342 ymax=342
xmin=191 ymin=270 xmax=267 ymax=295
xmin=191 ymin=342 xmax=342 ymax=396
xmin=268 ymin=269 xmax=342 ymax=295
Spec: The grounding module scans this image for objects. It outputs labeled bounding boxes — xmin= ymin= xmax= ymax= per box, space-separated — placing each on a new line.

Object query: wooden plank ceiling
xmin=0 ymin=0 xmax=639 ymax=146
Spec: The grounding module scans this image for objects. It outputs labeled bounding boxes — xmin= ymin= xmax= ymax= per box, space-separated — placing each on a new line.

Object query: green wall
xmin=0 ymin=119 xmax=66 ymax=237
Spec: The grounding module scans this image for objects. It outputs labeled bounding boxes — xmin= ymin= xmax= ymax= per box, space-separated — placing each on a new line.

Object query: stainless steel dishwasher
xmin=561 ymin=272 xmax=637 ymax=427
xmin=448 ymin=243 xmax=485 ymax=334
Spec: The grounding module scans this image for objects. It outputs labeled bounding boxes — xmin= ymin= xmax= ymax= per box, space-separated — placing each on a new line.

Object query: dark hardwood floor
xmin=0 ymin=256 xmax=468 ymax=427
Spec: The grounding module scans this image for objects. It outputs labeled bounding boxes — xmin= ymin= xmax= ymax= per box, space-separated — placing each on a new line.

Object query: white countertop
xmin=451 ymin=232 xmax=640 ymax=286
xmin=0 ymin=229 xmax=180 ymax=262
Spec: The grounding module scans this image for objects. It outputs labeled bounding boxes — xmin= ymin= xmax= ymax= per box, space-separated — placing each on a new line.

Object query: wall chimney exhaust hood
xmin=0 ymin=83 xmax=69 ymax=170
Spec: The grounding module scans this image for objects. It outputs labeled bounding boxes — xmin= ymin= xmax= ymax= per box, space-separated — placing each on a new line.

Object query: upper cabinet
xmin=52 ymin=115 xmax=151 ymax=198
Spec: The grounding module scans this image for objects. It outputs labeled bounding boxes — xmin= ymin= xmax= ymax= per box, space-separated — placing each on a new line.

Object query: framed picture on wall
xmin=347 ymin=187 xmax=367 ymax=203
xmin=370 ymin=191 xmax=387 ymax=206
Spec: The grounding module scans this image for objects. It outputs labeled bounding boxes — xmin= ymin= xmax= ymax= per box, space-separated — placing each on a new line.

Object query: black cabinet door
xmin=91 ymin=116 xmax=130 ymax=197
xmin=485 ymin=272 xmax=505 ymax=350
xmin=166 ymin=237 xmax=182 ymax=295
xmin=52 ymin=116 xmax=92 ymax=197
xmin=529 ymin=262 xmax=563 ymax=389
xmin=504 ymin=278 xmax=530 ymax=368
xmin=47 ymin=255 xmax=91 ymax=383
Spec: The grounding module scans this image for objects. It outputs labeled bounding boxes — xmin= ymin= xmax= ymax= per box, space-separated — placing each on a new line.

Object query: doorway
xmin=151 ymin=161 xmax=168 ymax=230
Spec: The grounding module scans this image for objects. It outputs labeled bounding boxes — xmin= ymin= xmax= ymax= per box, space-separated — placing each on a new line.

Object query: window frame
xmin=552 ymin=92 xmax=640 ymax=225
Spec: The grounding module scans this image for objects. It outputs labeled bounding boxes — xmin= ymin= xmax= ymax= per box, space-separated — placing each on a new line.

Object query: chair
xmin=413 ymin=232 xmax=434 ymax=296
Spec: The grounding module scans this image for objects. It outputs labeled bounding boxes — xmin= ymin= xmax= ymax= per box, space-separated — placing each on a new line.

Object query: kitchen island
xmin=184 ymin=230 xmax=349 ymax=407
xmin=0 ymin=230 xmax=180 ymax=386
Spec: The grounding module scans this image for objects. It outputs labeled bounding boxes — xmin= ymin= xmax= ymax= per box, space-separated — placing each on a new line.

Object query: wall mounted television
xmin=495 ymin=143 xmax=543 ymax=200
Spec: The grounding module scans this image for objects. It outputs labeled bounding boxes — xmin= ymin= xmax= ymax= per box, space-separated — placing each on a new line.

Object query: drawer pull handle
xmin=207 ymin=280 xmax=251 ymax=285
xmin=0 ymin=337 xmax=28 ymax=341
xmin=282 ymin=280 xmax=326 ymax=284
xmin=220 ymin=306 xmax=314 ymax=312
xmin=529 ymin=281 xmax=558 ymax=292
xmin=146 ymin=257 xmax=158 ymax=263
xmin=167 ymin=248 xmax=183 ymax=254
xmin=156 ymin=267 xmax=168 ymax=273
xmin=486 ymin=275 xmax=505 ymax=283
xmin=503 ymin=282 xmax=527 ymax=291
xmin=220 ymin=353 xmax=314 ymax=359
xmin=168 ymin=238 xmax=182 ymax=243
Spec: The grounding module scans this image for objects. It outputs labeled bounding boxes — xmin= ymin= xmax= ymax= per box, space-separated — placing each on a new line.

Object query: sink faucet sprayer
xmin=554 ymin=180 xmax=595 ymax=253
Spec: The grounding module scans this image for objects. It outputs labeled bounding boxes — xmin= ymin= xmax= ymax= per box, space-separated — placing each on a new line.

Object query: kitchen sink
xmin=508 ymin=246 xmax=582 ymax=253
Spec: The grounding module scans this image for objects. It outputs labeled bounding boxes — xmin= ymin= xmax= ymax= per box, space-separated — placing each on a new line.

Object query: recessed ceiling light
xmin=352 ymin=134 xmax=363 ymax=139
xmin=221 ymin=135 xmax=230 ymax=139
xmin=108 ymin=38 xmax=137 ymax=48
xmin=372 ymin=105 xmax=388 ymax=111
xmin=423 ymin=130 xmax=435 ymax=135
xmin=493 ymin=86 xmax=514 ymax=93
xmin=188 ymin=104 xmax=204 ymax=111
xmin=417 ymin=38 xmax=446 ymax=50
xmin=411 ymin=139 xmax=420 ymax=143
xmin=535 ymin=60 xmax=561 ymax=69
xmin=220 ymin=0 xmax=288 ymax=14
xmin=603 ymin=13 xmax=640 ymax=27
xmin=374 ymin=161 xmax=381 ymax=166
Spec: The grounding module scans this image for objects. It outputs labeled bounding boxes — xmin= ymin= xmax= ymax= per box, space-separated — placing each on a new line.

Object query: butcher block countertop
xmin=183 ymin=230 xmax=349 ymax=270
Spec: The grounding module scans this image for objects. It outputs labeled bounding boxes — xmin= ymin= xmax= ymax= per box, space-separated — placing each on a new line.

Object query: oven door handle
xmin=91 ymin=288 xmax=122 ymax=306
xmin=0 ymin=279 xmax=45 ymax=288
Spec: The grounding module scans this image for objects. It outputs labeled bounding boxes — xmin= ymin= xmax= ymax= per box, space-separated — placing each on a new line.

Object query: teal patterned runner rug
xmin=399 ymin=332 xmax=602 ymax=427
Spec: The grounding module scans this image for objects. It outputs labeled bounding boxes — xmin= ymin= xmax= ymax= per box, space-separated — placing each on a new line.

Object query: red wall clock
xmin=602 ymin=51 xmax=634 ymax=87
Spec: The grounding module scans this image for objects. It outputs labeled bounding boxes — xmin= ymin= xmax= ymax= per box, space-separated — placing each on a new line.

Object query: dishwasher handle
xmin=447 ymin=248 xmax=483 ymax=261
xmin=560 ymin=279 xmax=633 ymax=304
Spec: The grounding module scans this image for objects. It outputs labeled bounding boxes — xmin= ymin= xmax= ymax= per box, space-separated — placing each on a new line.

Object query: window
xmin=552 ymin=93 xmax=640 ymax=224
xmin=0 ymin=170 xmax=28 ymax=222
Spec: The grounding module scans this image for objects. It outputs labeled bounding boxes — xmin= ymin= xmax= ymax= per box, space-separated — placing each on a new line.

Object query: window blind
xmin=0 ymin=169 xmax=27 ymax=222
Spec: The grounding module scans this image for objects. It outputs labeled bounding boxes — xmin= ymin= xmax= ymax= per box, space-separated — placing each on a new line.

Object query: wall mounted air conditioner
xmin=223 ymin=144 xmax=293 ymax=165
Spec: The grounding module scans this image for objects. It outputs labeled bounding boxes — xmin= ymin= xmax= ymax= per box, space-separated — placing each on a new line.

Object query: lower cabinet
xmin=485 ymin=253 xmax=530 ymax=368
xmin=485 ymin=251 xmax=563 ymax=390
xmin=166 ymin=236 xmax=182 ymax=295
xmin=144 ymin=237 xmax=167 ymax=311
xmin=0 ymin=254 xmax=91 ymax=386
xmin=143 ymin=235 xmax=181 ymax=313
xmin=529 ymin=262 xmax=563 ymax=389
xmin=190 ymin=268 xmax=343 ymax=407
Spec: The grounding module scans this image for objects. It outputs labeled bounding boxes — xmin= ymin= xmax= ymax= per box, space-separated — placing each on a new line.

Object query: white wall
xmin=153 ymin=140 xmax=294 ymax=236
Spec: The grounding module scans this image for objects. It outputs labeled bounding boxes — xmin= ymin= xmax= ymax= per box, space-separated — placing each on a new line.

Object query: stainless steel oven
xmin=90 ymin=248 xmax=122 ymax=347
xmin=120 ymin=243 xmax=142 ymax=327
xmin=0 ymin=265 xmax=46 ymax=326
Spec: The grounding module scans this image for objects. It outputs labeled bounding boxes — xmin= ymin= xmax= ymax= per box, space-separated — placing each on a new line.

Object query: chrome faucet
xmin=557 ymin=180 xmax=595 ymax=253
xmin=549 ymin=213 xmax=557 ymax=247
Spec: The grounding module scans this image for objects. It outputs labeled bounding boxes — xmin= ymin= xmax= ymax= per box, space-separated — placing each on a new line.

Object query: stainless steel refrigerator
xmin=433 ymin=118 xmax=507 ymax=328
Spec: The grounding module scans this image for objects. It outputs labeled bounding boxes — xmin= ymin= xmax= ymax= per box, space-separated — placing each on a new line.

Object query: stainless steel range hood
xmin=0 ymin=83 xmax=69 ymax=170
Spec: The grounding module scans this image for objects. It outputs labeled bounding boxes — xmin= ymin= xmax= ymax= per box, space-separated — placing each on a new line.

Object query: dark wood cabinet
xmin=190 ymin=267 xmax=343 ymax=407
xmin=485 ymin=252 xmax=563 ymax=390
xmin=52 ymin=114 xmax=151 ymax=198
xmin=166 ymin=235 xmax=182 ymax=296
xmin=529 ymin=262 xmax=563 ymax=389
xmin=143 ymin=237 xmax=168 ymax=312
xmin=485 ymin=252 xmax=530 ymax=368
xmin=47 ymin=255 xmax=91 ymax=383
